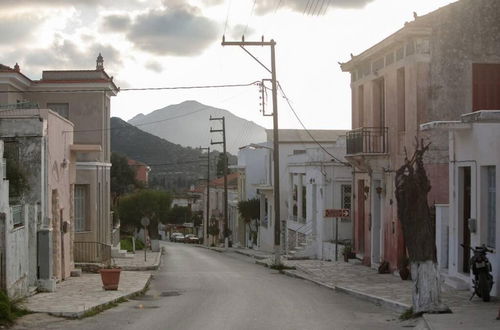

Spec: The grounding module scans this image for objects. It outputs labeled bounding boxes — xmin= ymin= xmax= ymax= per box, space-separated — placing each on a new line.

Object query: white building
xmin=422 ymin=110 xmax=500 ymax=295
xmin=285 ymin=137 xmax=352 ymax=260
xmin=255 ymin=130 xmax=352 ymax=255
xmin=234 ymin=143 xmax=271 ymax=249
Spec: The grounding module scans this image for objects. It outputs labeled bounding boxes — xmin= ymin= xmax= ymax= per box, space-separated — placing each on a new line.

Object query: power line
xmin=277 ymin=83 xmax=349 ymax=166
xmin=243 ymin=0 xmax=257 ymax=36
xmin=0 ymin=81 xmax=260 ymax=94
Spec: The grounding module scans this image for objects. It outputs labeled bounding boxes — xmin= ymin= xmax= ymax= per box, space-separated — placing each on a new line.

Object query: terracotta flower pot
xmin=100 ymin=268 xmax=122 ymax=290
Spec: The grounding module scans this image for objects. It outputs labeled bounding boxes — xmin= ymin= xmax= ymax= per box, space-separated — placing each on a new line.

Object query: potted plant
xmin=398 ymin=255 xmax=411 ymax=281
xmin=99 ymin=258 xmax=122 ymax=290
xmin=342 ymin=243 xmax=355 ymax=262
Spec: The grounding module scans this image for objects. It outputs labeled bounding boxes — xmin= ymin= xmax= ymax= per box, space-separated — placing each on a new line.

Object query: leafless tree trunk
xmin=395 ymin=139 xmax=449 ymax=314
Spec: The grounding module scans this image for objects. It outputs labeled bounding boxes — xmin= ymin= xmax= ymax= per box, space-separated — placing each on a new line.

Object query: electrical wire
xmin=0 ymin=81 xmax=260 ymax=94
xmin=277 ymin=82 xmax=350 ymax=166
xmin=243 ymin=0 xmax=257 ymax=36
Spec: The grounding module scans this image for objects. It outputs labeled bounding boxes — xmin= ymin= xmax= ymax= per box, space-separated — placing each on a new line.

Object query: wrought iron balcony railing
xmin=346 ymin=127 xmax=388 ymax=155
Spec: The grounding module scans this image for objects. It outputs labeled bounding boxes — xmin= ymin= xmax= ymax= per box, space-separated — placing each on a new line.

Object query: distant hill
xmin=127 ymin=100 xmax=267 ymax=154
xmin=110 ymin=117 xmax=234 ymax=192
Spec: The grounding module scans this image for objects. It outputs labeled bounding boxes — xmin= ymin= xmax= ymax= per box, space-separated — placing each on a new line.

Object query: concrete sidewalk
xmin=114 ymin=250 xmax=162 ymax=271
xmin=23 ymin=271 xmax=151 ymax=318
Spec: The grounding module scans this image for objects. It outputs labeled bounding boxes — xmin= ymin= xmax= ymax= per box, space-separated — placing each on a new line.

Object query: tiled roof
xmin=210 ymin=172 xmax=239 ymax=188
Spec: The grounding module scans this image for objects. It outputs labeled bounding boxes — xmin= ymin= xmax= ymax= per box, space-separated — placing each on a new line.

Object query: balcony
xmin=346 ymin=127 xmax=388 ymax=155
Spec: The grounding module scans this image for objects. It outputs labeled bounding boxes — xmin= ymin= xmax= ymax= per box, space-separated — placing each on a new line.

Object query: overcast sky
xmin=0 ymin=0 xmax=457 ymax=130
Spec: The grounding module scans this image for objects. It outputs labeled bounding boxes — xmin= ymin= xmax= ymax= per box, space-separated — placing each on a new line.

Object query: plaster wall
xmin=447 ymin=121 xmax=500 ymax=296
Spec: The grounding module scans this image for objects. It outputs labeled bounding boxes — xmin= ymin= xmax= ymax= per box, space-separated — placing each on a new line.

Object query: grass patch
xmin=82 ymin=297 xmax=129 ymax=318
xmin=120 ymin=236 xmax=145 ymax=252
xmin=0 ymin=290 xmax=30 ymax=326
xmin=269 ymin=263 xmax=296 ymax=271
xmin=399 ymin=308 xmax=422 ymax=320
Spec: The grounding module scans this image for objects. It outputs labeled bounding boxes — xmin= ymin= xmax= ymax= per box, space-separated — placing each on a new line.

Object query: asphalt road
xmin=15 ymin=243 xmax=407 ymax=330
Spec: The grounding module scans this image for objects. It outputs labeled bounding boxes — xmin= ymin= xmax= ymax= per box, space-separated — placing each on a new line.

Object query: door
xmin=372 ymin=180 xmax=382 ymax=265
xmin=357 ymin=180 xmax=365 ymax=253
xmin=462 ymin=167 xmax=471 ymax=273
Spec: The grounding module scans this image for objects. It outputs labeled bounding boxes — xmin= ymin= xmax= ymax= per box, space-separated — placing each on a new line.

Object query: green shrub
xmin=0 ymin=290 xmax=28 ymax=326
xmin=120 ymin=236 xmax=145 ymax=252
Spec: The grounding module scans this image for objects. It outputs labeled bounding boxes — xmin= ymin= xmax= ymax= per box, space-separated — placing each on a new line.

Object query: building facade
xmin=340 ymin=0 xmax=500 ymax=271
xmin=422 ymin=111 xmax=500 ymax=295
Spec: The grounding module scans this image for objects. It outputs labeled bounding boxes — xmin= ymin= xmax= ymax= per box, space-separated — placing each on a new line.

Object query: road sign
xmin=324 ymin=208 xmax=350 ymax=218
xmin=141 ymin=217 xmax=150 ymax=227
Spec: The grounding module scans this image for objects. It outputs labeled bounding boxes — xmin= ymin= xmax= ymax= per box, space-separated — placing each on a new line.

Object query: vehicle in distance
xmin=171 ymin=232 xmax=185 ymax=242
xmin=184 ymin=234 xmax=200 ymax=244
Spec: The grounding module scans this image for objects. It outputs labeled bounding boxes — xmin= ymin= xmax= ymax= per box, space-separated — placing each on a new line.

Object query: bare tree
xmin=395 ymin=139 xmax=449 ymax=314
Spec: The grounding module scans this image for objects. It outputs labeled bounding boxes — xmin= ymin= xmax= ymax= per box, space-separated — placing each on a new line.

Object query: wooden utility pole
xmin=222 ymin=36 xmax=282 ymax=265
xmin=199 ymin=146 xmax=210 ymax=246
xmin=210 ymin=116 xmax=229 ymax=248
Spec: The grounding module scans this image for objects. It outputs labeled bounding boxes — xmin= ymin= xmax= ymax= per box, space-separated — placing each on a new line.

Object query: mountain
xmin=127 ymin=100 xmax=267 ymax=154
xmin=110 ymin=117 xmax=234 ymax=192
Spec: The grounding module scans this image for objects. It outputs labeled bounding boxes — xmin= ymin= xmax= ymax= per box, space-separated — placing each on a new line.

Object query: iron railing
xmin=346 ymin=127 xmax=388 ymax=155
xmin=74 ymin=241 xmax=111 ymax=264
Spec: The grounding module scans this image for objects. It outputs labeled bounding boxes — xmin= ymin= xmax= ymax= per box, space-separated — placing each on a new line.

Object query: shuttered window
xmin=75 ymin=185 xmax=88 ymax=232
xmin=473 ymin=64 xmax=500 ymax=111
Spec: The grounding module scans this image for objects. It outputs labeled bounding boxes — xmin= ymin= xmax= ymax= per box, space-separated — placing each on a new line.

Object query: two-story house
xmin=340 ymin=0 xmax=500 ymax=273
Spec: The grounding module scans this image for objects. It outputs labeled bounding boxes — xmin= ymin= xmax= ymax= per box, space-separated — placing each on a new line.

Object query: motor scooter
xmin=461 ymin=243 xmax=494 ymax=302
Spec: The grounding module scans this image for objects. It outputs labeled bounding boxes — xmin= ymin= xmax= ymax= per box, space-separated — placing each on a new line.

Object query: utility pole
xmin=199 ymin=146 xmax=210 ymax=246
xmin=210 ymin=116 xmax=229 ymax=249
xmin=222 ymin=36 xmax=283 ymax=266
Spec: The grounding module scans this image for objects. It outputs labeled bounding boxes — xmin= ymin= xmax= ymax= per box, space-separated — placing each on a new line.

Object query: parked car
xmin=171 ymin=233 xmax=185 ymax=242
xmin=184 ymin=234 xmax=200 ymax=244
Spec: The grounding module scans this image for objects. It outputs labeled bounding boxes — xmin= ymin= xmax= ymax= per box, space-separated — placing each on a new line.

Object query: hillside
xmin=127 ymin=100 xmax=267 ymax=154
xmin=110 ymin=117 xmax=233 ymax=192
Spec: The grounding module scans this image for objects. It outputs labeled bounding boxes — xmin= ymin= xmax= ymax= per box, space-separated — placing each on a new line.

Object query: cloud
xmin=0 ymin=13 xmax=45 ymax=43
xmin=126 ymin=8 xmax=218 ymax=56
xmin=255 ymin=0 xmax=375 ymax=15
xmin=101 ymin=14 xmax=132 ymax=32
xmin=1 ymin=38 xmax=124 ymax=78
xmin=0 ymin=0 xmax=141 ymax=9
xmin=145 ymin=60 xmax=164 ymax=72
xmin=228 ymin=24 xmax=255 ymax=39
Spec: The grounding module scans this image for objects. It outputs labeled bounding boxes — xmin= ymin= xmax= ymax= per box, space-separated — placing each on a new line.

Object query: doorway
xmin=460 ymin=167 xmax=471 ymax=273
xmin=372 ymin=180 xmax=382 ymax=265
xmin=357 ymin=180 xmax=365 ymax=253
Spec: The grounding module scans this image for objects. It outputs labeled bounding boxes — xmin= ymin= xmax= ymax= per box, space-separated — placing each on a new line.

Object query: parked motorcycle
xmin=461 ymin=243 xmax=494 ymax=302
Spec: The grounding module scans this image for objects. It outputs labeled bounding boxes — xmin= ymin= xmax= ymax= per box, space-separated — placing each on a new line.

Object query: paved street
xmin=14 ymin=242 xmax=407 ymax=330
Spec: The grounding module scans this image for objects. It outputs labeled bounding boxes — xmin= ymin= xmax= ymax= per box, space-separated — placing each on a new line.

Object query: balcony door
xmin=373 ymin=77 xmax=385 ymax=128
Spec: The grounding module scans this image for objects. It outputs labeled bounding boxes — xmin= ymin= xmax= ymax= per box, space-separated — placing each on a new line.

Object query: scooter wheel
xmin=478 ymin=272 xmax=490 ymax=302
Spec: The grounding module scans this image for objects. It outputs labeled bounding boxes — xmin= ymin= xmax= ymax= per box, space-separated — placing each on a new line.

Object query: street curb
xmin=279 ymin=268 xmax=410 ymax=314
xmin=233 ymin=249 xmax=270 ymax=260
xmin=194 ymin=245 xmax=225 ymax=253
xmin=334 ymin=285 xmax=410 ymax=313
xmin=421 ymin=315 xmax=434 ymax=330
xmin=119 ymin=252 xmax=162 ymax=271
xmin=42 ymin=274 xmax=153 ymax=319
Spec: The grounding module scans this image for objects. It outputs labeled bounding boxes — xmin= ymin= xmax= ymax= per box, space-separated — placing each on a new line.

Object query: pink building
xmin=127 ymin=158 xmax=150 ymax=185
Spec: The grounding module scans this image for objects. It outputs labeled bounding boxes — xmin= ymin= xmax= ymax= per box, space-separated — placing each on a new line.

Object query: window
xmin=11 ymin=205 xmax=24 ymax=227
xmin=373 ymin=78 xmax=385 ymax=128
xmin=341 ymin=184 xmax=352 ymax=210
xmin=473 ymin=64 xmax=500 ymax=111
xmin=358 ymin=85 xmax=364 ymax=127
xmin=486 ymin=166 xmax=496 ymax=248
xmin=47 ymin=103 xmax=69 ymax=119
xmin=293 ymin=149 xmax=306 ymax=155
xmin=397 ymin=68 xmax=406 ymax=132
xmin=302 ymin=186 xmax=307 ymax=219
xmin=75 ymin=185 xmax=89 ymax=232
